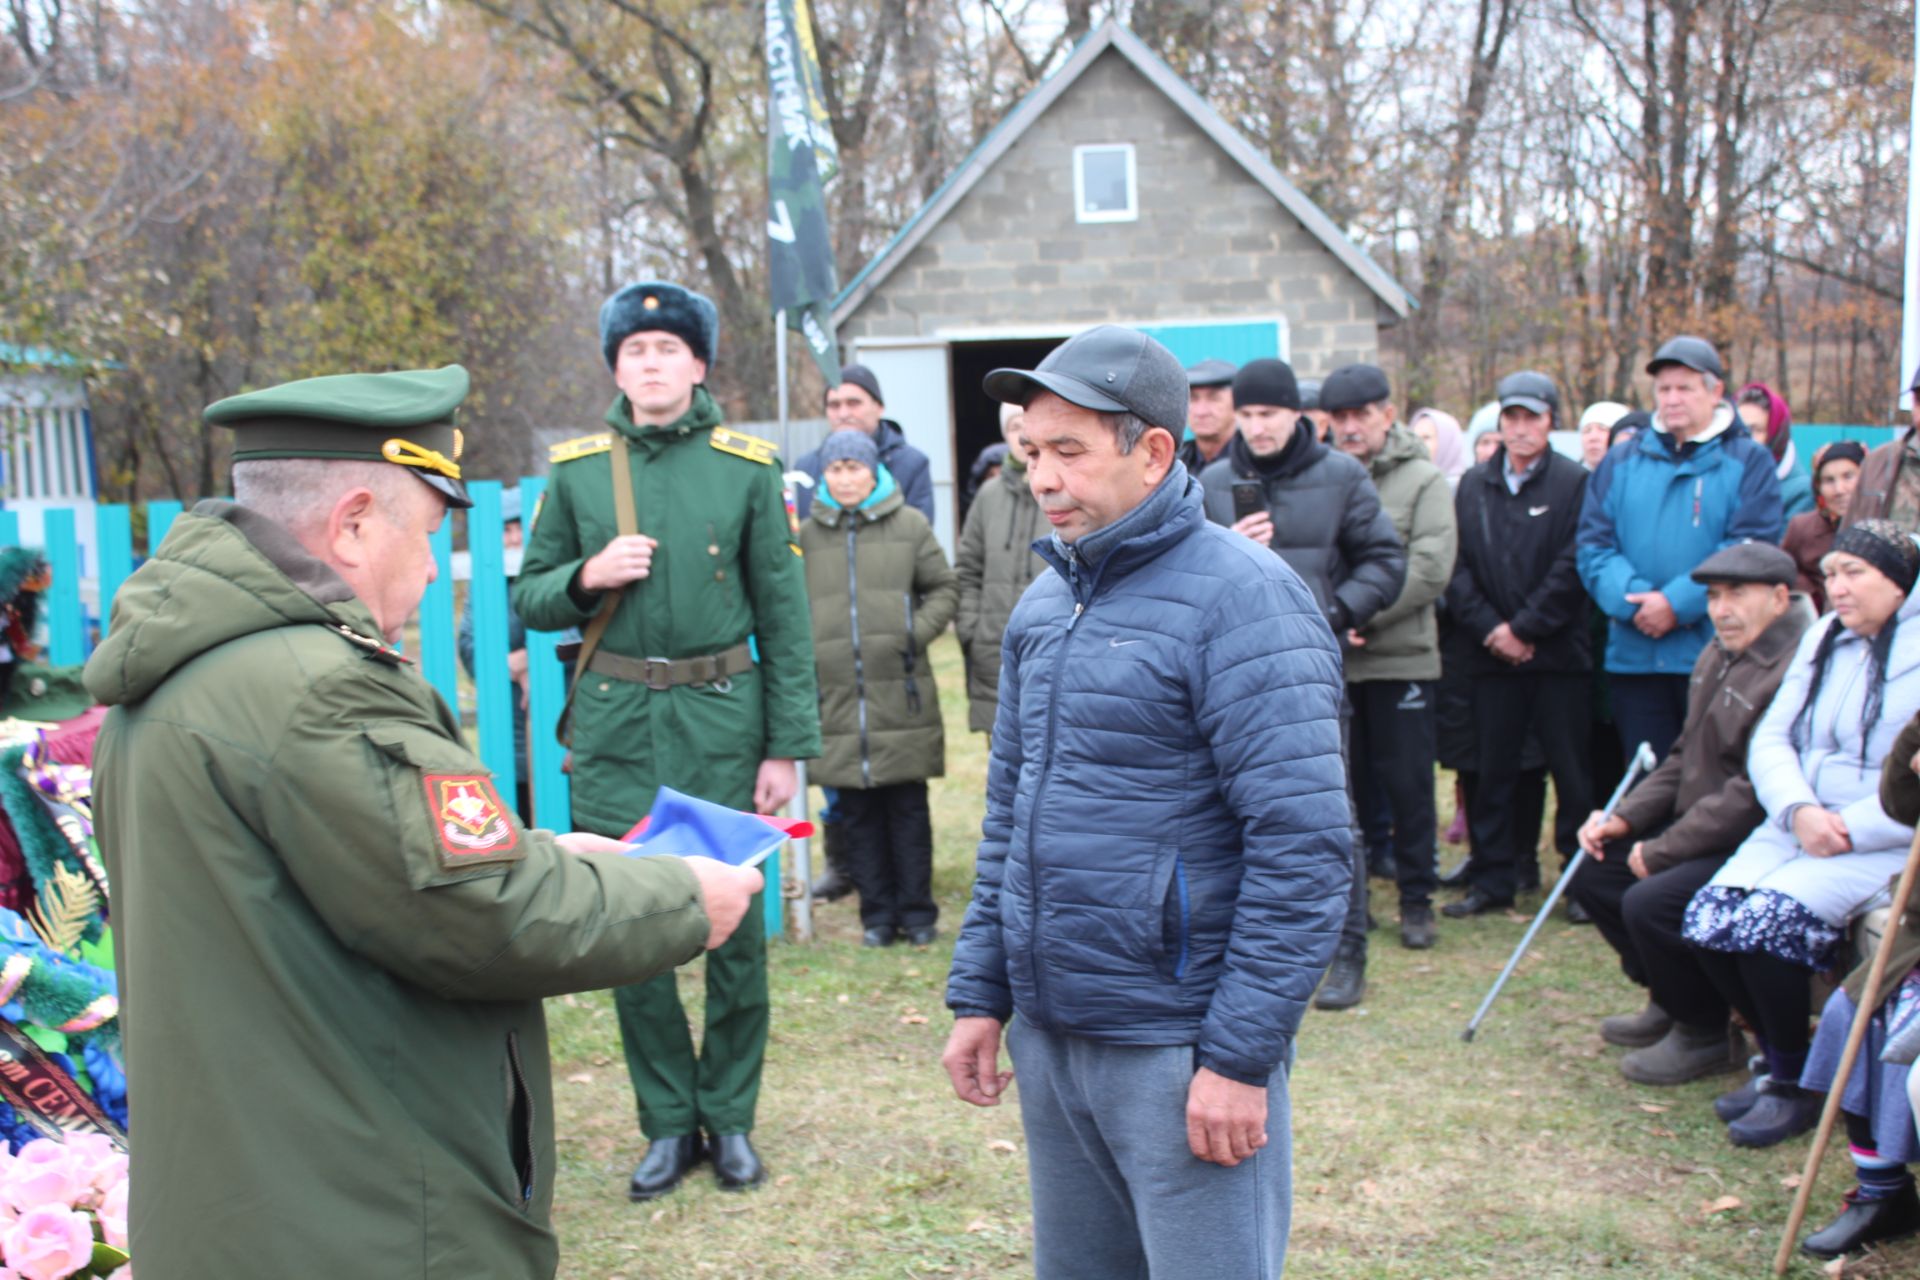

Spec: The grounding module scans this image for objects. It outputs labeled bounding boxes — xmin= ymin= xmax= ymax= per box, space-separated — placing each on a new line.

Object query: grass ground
xmin=545 ymin=635 xmax=1920 ymax=1278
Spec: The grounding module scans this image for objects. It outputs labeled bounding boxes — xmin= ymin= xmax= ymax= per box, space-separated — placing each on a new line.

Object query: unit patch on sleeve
xmin=424 ymin=774 xmax=521 ymax=865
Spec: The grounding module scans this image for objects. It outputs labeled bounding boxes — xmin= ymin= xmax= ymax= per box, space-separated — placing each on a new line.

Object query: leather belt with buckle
xmin=586 ymin=642 xmax=753 ymax=691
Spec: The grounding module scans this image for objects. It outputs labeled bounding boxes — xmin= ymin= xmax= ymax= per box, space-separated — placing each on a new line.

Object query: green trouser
xmin=615 ymin=888 xmax=768 ymax=1138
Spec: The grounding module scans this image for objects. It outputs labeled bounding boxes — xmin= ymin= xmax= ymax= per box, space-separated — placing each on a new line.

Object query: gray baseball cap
xmin=984 ymin=325 xmax=1188 ymax=436
xmin=1497 ymin=370 xmax=1560 ymax=415
xmin=1647 ymin=335 xmax=1725 ymax=380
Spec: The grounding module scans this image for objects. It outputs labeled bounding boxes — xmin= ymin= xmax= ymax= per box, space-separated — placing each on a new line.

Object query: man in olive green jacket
xmin=512 ymin=282 xmax=821 ymax=1200
xmin=800 ymin=430 xmax=957 ymax=946
xmin=955 ymin=402 xmax=1048 ymax=733
xmin=1327 ymin=365 xmax=1459 ymax=951
xmin=86 ymin=365 xmax=761 ymax=1278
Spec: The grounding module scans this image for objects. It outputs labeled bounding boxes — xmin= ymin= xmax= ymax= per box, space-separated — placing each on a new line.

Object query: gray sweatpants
xmin=1006 ymin=1019 xmax=1292 ymax=1279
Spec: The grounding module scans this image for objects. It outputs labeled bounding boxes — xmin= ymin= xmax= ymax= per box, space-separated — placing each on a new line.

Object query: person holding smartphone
xmin=1197 ymin=357 xmax=1406 ymax=1010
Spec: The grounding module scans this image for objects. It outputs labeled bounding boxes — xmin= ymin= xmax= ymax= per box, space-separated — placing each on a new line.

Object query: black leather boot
xmin=1314 ymin=939 xmax=1367 ymax=1010
xmin=809 ymin=822 xmax=853 ymax=901
xmin=1801 ymin=1181 xmax=1920 ymax=1258
xmin=709 ymin=1132 xmax=768 ymax=1191
xmin=628 ymin=1134 xmax=703 ymax=1202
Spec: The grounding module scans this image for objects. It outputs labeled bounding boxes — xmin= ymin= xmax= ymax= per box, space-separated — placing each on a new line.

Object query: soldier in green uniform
xmin=85 ymin=364 xmax=766 ymax=1278
xmin=513 ymin=283 xmax=821 ymax=1200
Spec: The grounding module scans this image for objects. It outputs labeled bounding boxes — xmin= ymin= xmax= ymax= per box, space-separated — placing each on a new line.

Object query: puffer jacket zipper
xmin=1025 ymin=546 xmax=1098 ymax=1023
xmin=846 ymin=515 xmax=872 ymax=787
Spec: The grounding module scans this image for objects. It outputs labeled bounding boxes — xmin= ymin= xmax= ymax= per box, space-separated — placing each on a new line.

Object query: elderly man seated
xmin=1571 ymin=542 xmax=1812 ymax=1085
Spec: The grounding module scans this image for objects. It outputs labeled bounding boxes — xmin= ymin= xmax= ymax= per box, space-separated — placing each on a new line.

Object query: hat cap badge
xmin=643 ymin=295 xmax=660 ymax=310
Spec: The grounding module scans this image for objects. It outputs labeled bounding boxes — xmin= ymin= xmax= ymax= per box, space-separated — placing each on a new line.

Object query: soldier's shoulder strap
xmin=549 ymin=432 xmax=613 ymax=464
xmin=709 ymin=426 xmax=779 ymax=467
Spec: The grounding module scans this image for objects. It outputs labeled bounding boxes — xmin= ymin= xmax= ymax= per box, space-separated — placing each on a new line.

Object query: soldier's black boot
xmin=628 ymin=1134 xmax=703 ymax=1201
xmin=709 ymin=1132 xmax=768 ymax=1191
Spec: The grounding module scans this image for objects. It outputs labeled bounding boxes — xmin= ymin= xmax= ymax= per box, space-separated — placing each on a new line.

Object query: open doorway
xmin=949 ymin=336 xmax=1063 ymax=528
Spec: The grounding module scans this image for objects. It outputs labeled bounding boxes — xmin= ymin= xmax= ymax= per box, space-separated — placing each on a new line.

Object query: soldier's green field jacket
xmin=513 ymin=389 xmax=820 ymax=830
xmin=85 ymin=501 xmax=711 ymax=1278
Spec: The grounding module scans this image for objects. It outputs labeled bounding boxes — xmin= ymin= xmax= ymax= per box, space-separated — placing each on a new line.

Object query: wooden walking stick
xmin=1772 ymin=825 xmax=1920 ymax=1275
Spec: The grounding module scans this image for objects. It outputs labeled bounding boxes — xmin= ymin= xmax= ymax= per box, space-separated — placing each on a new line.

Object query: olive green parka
xmin=84 ymin=501 xmax=711 ymax=1278
xmin=953 ymin=463 xmax=1048 ymax=732
xmin=799 ymin=472 xmax=957 ymax=788
xmin=1344 ymin=425 xmax=1458 ymax=683
xmin=511 ymin=389 xmax=821 ymax=829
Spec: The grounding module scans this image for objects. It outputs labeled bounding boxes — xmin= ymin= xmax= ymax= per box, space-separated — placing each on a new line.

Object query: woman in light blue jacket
xmin=1682 ymin=520 xmax=1920 ymax=1149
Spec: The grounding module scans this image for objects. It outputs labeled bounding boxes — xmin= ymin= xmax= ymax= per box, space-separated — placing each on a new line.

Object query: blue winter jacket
xmin=1577 ymin=408 xmax=1786 ymax=675
xmin=944 ymin=465 xmax=1351 ymax=1086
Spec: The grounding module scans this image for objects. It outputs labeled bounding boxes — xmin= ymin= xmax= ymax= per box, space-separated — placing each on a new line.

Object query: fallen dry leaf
xmin=900 ymin=1014 xmax=930 ymax=1025
xmin=1637 ymin=1103 xmax=1670 ymax=1114
xmin=1649 ymin=1127 xmax=1676 ymax=1138
xmin=565 ymin=1072 xmax=593 ymax=1085
xmin=988 ymin=1139 xmax=1018 ymax=1154
xmin=1358 ymin=1179 xmax=1380 ymax=1199
xmin=1822 ymin=1256 xmax=1845 ymax=1277
xmin=775 ymin=1174 xmax=795 ymax=1187
xmin=1700 ymin=1195 xmax=1742 ymax=1215
xmin=1781 ymin=1173 xmax=1803 ymax=1189
xmin=836 ymin=993 xmax=850 ymax=1004
xmin=965 ymin=1219 xmax=994 ymax=1234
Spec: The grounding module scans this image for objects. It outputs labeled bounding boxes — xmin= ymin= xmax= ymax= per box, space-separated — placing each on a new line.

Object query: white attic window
xmin=1074 ymin=144 xmax=1137 ymax=223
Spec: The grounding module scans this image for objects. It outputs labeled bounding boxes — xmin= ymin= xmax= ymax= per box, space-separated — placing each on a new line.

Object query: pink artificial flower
xmin=2 ymin=1204 xmax=94 ymax=1280
xmin=0 ymin=1144 xmax=84 ymax=1214
xmin=96 ymin=1179 xmax=126 ymax=1252
xmin=53 ymin=1137 xmax=124 ymax=1206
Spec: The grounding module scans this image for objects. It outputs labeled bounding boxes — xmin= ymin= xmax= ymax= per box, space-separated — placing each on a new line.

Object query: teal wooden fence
xmin=12 ymin=479 xmax=788 ymax=936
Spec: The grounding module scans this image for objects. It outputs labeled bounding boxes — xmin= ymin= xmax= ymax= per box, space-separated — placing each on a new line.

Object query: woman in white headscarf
xmin=1408 ymin=407 xmax=1467 ymax=492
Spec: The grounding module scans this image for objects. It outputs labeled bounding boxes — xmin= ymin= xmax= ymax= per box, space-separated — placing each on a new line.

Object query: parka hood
xmin=85 ymin=500 xmax=378 ymax=706
xmin=1367 ymin=423 xmax=1428 ymax=477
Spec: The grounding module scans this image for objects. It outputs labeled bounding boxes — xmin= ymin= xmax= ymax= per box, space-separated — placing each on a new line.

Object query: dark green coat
xmin=953 ymin=465 xmax=1048 ymax=732
xmin=512 ymin=390 xmax=821 ymax=830
xmin=799 ymin=479 xmax=957 ymax=788
xmin=84 ymin=501 xmax=711 ymax=1278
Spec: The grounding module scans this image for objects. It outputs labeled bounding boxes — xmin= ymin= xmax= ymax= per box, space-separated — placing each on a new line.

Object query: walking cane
xmin=1772 ymin=825 xmax=1920 ymax=1274
xmin=1461 ymin=741 xmax=1658 ymax=1042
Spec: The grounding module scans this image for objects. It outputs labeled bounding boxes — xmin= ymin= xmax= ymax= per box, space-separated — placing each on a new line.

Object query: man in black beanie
xmin=1198 ymin=358 xmax=1406 ymax=1010
xmin=793 ymin=364 xmax=935 ymax=523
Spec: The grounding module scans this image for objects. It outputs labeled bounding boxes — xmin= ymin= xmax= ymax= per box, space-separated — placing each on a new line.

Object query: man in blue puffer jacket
xmin=942 ymin=326 xmax=1351 ymax=1279
xmin=1579 ymin=335 xmax=1786 ymax=765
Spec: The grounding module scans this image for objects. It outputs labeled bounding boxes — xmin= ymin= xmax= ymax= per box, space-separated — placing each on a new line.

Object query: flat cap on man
xmin=1689 ymin=540 xmax=1798 ymax=588
xmin=1319 ymin=364 xmax=1392 ymax=413
xmin=834 ymin=363 xmax=885 ymax=405
xmin=207 ymin=365 xmax=473 ymax=509
xmin=1646 ymin=335 xmax=1725 ymax=381
xmin=983 ymin=325 xmax=1188 ymax=436
xmin=1497 ymin=370 xmax=1560 ymax=416
xmin=600 ymin=281 xmax=719 ymax=371
xmin=1186 ymin=358 xmax=1238 ymax=388
xmin=1297 ymin=377 xmax=1323 ymax=411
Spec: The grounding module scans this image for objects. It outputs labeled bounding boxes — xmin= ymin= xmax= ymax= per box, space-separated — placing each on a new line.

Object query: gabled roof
xmin=832 ymin=19 xmax=1414 ymax=328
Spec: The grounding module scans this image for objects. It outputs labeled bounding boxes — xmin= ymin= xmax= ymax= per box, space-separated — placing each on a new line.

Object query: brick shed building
xmin=831 ymin=19 xmax=1414 ymax=550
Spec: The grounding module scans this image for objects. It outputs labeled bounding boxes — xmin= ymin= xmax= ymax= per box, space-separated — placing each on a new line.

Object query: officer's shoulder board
xmin=549 ymin=432 xmax=613 ymax=464
xmin=710 ymin=427 xmax=779 ymax=466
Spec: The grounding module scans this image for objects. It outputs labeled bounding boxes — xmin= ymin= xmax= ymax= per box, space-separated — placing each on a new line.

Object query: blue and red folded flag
xmin=621 ymin=787 xmax=813 ymax=870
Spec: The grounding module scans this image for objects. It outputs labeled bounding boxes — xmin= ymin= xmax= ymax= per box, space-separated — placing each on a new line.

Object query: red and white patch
xmin=424 ymin=774 xmax=518 ymax=858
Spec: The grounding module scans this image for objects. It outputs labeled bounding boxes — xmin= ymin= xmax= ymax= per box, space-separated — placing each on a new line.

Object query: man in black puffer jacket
xmin=1444 ymin=370 xmax=1593 ymax=917
xmin=1199 ymin=358 xmax=1405 ymax=1010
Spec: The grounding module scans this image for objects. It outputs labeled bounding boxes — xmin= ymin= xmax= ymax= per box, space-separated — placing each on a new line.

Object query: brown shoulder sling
xmin=556 ymin=433 xmax=637 ymax=747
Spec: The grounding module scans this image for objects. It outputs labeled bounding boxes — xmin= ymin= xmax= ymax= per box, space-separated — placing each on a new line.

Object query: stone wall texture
xmin=839 ymin=49 xmax=1393 ymax=375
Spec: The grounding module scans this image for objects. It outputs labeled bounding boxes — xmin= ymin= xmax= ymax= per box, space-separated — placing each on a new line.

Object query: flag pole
xmin=776 ymin=319 xmax=815 ymax=943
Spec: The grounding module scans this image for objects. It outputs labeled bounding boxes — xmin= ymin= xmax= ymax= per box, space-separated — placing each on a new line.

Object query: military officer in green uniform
xmin=513 ymin=283 xmax=820 ymax=1199
xmin=85 ymin=364 xmax=766 ymax=1278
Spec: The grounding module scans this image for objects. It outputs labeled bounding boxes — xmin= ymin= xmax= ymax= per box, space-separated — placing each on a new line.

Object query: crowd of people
xmin=782 ymin=328 xmax=1920 ymax=1264
xmin=87 ymin=272 xmax=1920 ymax=1276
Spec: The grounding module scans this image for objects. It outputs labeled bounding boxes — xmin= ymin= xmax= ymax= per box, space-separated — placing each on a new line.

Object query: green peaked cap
xmin=205 ymin=364 xmax=473 ymax=508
